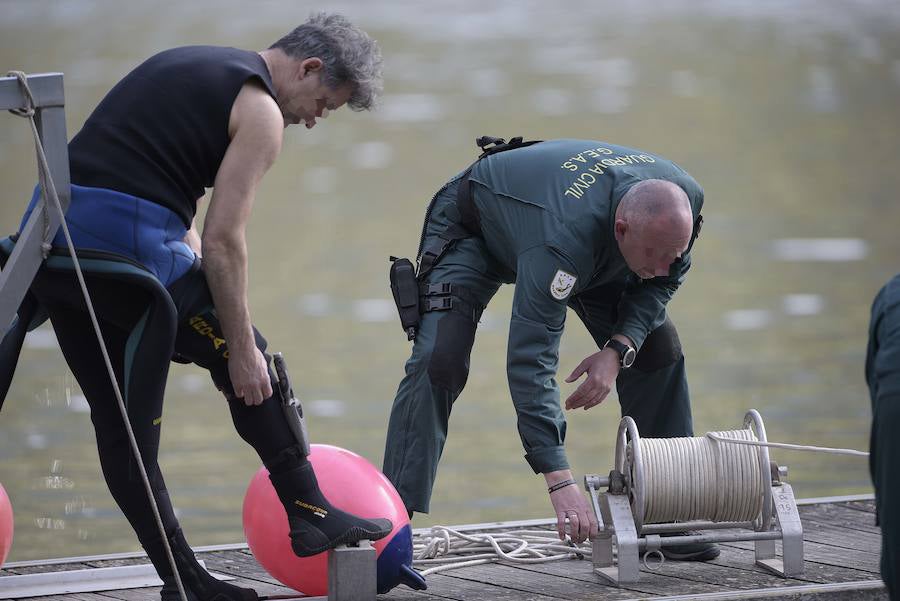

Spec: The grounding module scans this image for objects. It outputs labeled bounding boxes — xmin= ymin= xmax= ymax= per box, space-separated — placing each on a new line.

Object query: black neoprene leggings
xmin=41 ymin=261 xmax=297 ymax=545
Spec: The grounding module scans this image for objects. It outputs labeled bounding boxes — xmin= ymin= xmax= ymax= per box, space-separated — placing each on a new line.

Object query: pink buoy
xmin=242 ymin=444 xmax=425 ymax=596
xmin=0 ymin=482 xmax=13 ymax=567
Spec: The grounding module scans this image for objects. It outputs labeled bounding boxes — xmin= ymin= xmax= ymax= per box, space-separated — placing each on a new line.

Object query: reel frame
xmin=585 ymin=410 xmax=804 ymax=586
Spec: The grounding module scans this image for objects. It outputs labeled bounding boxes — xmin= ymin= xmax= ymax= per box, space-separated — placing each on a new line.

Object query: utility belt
xmin=389 ymin=136 xmax=541 ymax=340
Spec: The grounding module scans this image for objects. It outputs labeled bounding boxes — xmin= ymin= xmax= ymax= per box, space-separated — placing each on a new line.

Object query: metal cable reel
xmin=584 ymin=410 xmax=804 ymax=586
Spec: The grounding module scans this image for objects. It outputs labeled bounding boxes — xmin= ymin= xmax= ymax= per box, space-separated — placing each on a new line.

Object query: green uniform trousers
xmin=383 ymin=180 xmax=693 ymax=514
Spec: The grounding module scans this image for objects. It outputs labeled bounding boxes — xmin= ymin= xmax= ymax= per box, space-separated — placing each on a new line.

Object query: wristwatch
xmin=604 ymin=338 xmax=636 ymax=369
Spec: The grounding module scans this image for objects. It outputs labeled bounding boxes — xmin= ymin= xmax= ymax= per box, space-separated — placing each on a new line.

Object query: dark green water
xmin=1 ymin=0 xmax=898 ymax=560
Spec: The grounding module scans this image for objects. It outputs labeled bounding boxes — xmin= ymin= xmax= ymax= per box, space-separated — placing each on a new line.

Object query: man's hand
xmin=229 ymin=346 xmax=272 ymax=406
xmin=545 ymin=470 xmax=598 ymax=543
xmin=564 ymin=348 xmax=620 ymax=410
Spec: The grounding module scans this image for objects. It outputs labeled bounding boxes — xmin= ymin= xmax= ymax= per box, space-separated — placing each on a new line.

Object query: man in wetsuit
xmin=12 ymin=13 xmax=390 ymax=601
xmin=383 ymin=138 xmax=718 ymax=561
xmin=867 ymin=274 xmax=900 ymax=598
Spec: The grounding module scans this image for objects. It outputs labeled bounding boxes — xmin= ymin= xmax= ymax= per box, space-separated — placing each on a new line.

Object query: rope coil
xmin=637 ymin=428 xmax=765 ymax=524
xmin=413 ymin=526 xmax=590 ymax=576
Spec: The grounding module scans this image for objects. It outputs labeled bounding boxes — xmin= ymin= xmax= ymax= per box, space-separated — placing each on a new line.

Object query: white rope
xmin=6 ymin=71 xmax=189 ymax=601
xmin=639 ymin=429 xmax=765 ymax=524
xmin=706 ymin=432 xmax=869 ymax=457
xmin=413 ymin=526 xmax=590 ymax=576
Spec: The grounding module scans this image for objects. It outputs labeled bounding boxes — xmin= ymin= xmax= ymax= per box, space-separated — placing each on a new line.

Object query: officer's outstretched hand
xmin=229 ymin=347 xmax=273 ymax=406
xmin=545 ymin=470 xmax=598 ymax=543
xmin=564 ymin=349 xmax=620 ymax=411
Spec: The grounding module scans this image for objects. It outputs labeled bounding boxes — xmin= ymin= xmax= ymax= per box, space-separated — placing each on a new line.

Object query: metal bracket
xmin=594 ymin=491 xmax=640 ymax=586
xmin=756 ymin=482 xmax=804 ymax=577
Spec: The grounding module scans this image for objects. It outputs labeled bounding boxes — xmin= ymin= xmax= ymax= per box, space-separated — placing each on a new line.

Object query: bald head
xmin=617 ymin=179 xmax=693 ymax=238
xmin=614 ymin=179 xmax=694 ymax=279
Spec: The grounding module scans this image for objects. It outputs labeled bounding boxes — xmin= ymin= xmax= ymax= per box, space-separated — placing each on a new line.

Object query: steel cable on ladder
xmin=6 ymin=71 xmax=189 ymax=601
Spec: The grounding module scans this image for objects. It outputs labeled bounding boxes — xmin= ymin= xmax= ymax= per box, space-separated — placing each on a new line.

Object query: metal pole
xmin=0 ymin=73 xmax=69 ymax=338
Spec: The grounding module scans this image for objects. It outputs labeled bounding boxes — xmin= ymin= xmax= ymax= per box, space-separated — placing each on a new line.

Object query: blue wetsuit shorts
xmin=20 ymin=184 xmax=196 ymax=287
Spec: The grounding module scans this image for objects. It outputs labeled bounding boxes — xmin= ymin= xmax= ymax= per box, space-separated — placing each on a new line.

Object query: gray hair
xmin=270 ymin=12 xmax=383 ymax=111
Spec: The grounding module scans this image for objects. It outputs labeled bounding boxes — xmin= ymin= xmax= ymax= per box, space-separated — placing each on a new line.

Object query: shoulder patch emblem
xmin=550 ymin=269 xmax=577 ymax=300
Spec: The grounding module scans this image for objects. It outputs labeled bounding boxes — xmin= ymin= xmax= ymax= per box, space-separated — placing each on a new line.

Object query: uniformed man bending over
xmin=383 ymin=138 xmax=718 ymax=561
xmin=867 ymin=273 xmax=900 ymax=598
xmin=11 ymin=13 xmax=390 ymax=601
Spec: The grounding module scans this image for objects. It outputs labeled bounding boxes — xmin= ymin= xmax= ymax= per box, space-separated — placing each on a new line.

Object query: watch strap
xmin=604 ymin=338 xmax=635 ymax=368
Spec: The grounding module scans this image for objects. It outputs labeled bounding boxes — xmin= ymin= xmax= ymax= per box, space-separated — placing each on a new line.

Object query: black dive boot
xmin=143 ymin=529 xmax=258 ymax=601
xmin=268 ymin=461 xmax=393 ymax=557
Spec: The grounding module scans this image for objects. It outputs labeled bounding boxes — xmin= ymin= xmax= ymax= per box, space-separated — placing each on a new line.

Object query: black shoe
xmin=145 ymin=529 xmax=258 ymax=601
xmin=269 ymin=462 xmax=392 ymax=557
xmin=660 ymin=531 xmax=721 ymax=562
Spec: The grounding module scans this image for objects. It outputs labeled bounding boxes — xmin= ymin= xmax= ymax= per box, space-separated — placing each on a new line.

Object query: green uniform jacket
xmin=866 ymin=273 xmax=900 ymax=595
xmin=468 ymin=139 xmax=704 ymax=473
xmin=868 ymin=274 xmax=900 ymax=403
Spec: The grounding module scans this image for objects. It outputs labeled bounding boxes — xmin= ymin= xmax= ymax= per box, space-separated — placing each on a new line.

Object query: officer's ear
xmin=614 ymin=219 xmax=628 ymax=243
xmin=298 ymin=57 xmax=324 ymax=78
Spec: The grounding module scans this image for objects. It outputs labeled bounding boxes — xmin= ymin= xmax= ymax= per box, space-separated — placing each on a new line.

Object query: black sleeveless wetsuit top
xmin=68 ymin=46 xmax=277 ymax=227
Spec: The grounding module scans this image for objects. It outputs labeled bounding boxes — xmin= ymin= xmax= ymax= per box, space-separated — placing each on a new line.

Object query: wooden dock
xmin=0 ymin=495 xmax=887 ymax=600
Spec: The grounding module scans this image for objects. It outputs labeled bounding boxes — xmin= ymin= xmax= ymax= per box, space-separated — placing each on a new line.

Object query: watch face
xmin=622 ymin=348 xmax=637 ymax=368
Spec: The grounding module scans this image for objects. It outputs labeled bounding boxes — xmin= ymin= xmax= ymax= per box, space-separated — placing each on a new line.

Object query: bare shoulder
xmin=229 ymin=79 xmax=283 ymax=143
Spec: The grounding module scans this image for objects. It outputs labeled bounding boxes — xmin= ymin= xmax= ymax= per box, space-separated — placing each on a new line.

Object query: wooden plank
xmin=381 ymin=586 xmax=467 ymax=601
xmin=15 ymin=593 xmax=114 ymax=601
xmin=11 ymin=594 xmax=114 ymax=601
xmin=438 ymin=559 xmax=729 ymax=598
xmin=640 ymin=581 xmax=887 ymax=601
xmin=197 ymin=549 xmax=290 ymax=588
xmin=798 ymin=521 xmax=881 ymax=555
xmin=2 ymin=562 xmax=95 ymax=575
xmin=800 ymin=510 xmax=881 ymax=536
xmin=423 ymin=561 xmax=640 ymax=600
xmin=645 ymin=550 xmax=811 ymax=590
xmin=719 ymin=539 xmax=881 ymax=574
xmin=84 ymin=589 xmax=161 ymax=601
xmin=415 ymin=571 xmax=573 ymax=601
xmin=838 ymin=500 xmax=877 ymax=513
xmin=799 ymin=504 xmax=880 ymax=534
xmin=708 ymin=544 xmax=883 ymax=585
xmin=75 ymin=551 xmax=293 ymax=599
xmin=797 ymin=494 xmax=875 ymax=506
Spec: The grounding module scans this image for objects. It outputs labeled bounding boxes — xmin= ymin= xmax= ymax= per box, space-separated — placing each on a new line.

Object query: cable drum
xmin=631 ymin=428 xmax=766 ymax=525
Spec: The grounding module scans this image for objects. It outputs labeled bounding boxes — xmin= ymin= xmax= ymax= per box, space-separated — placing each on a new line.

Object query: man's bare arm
xmin=202 ymin=81 xmax=284 ymax=405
